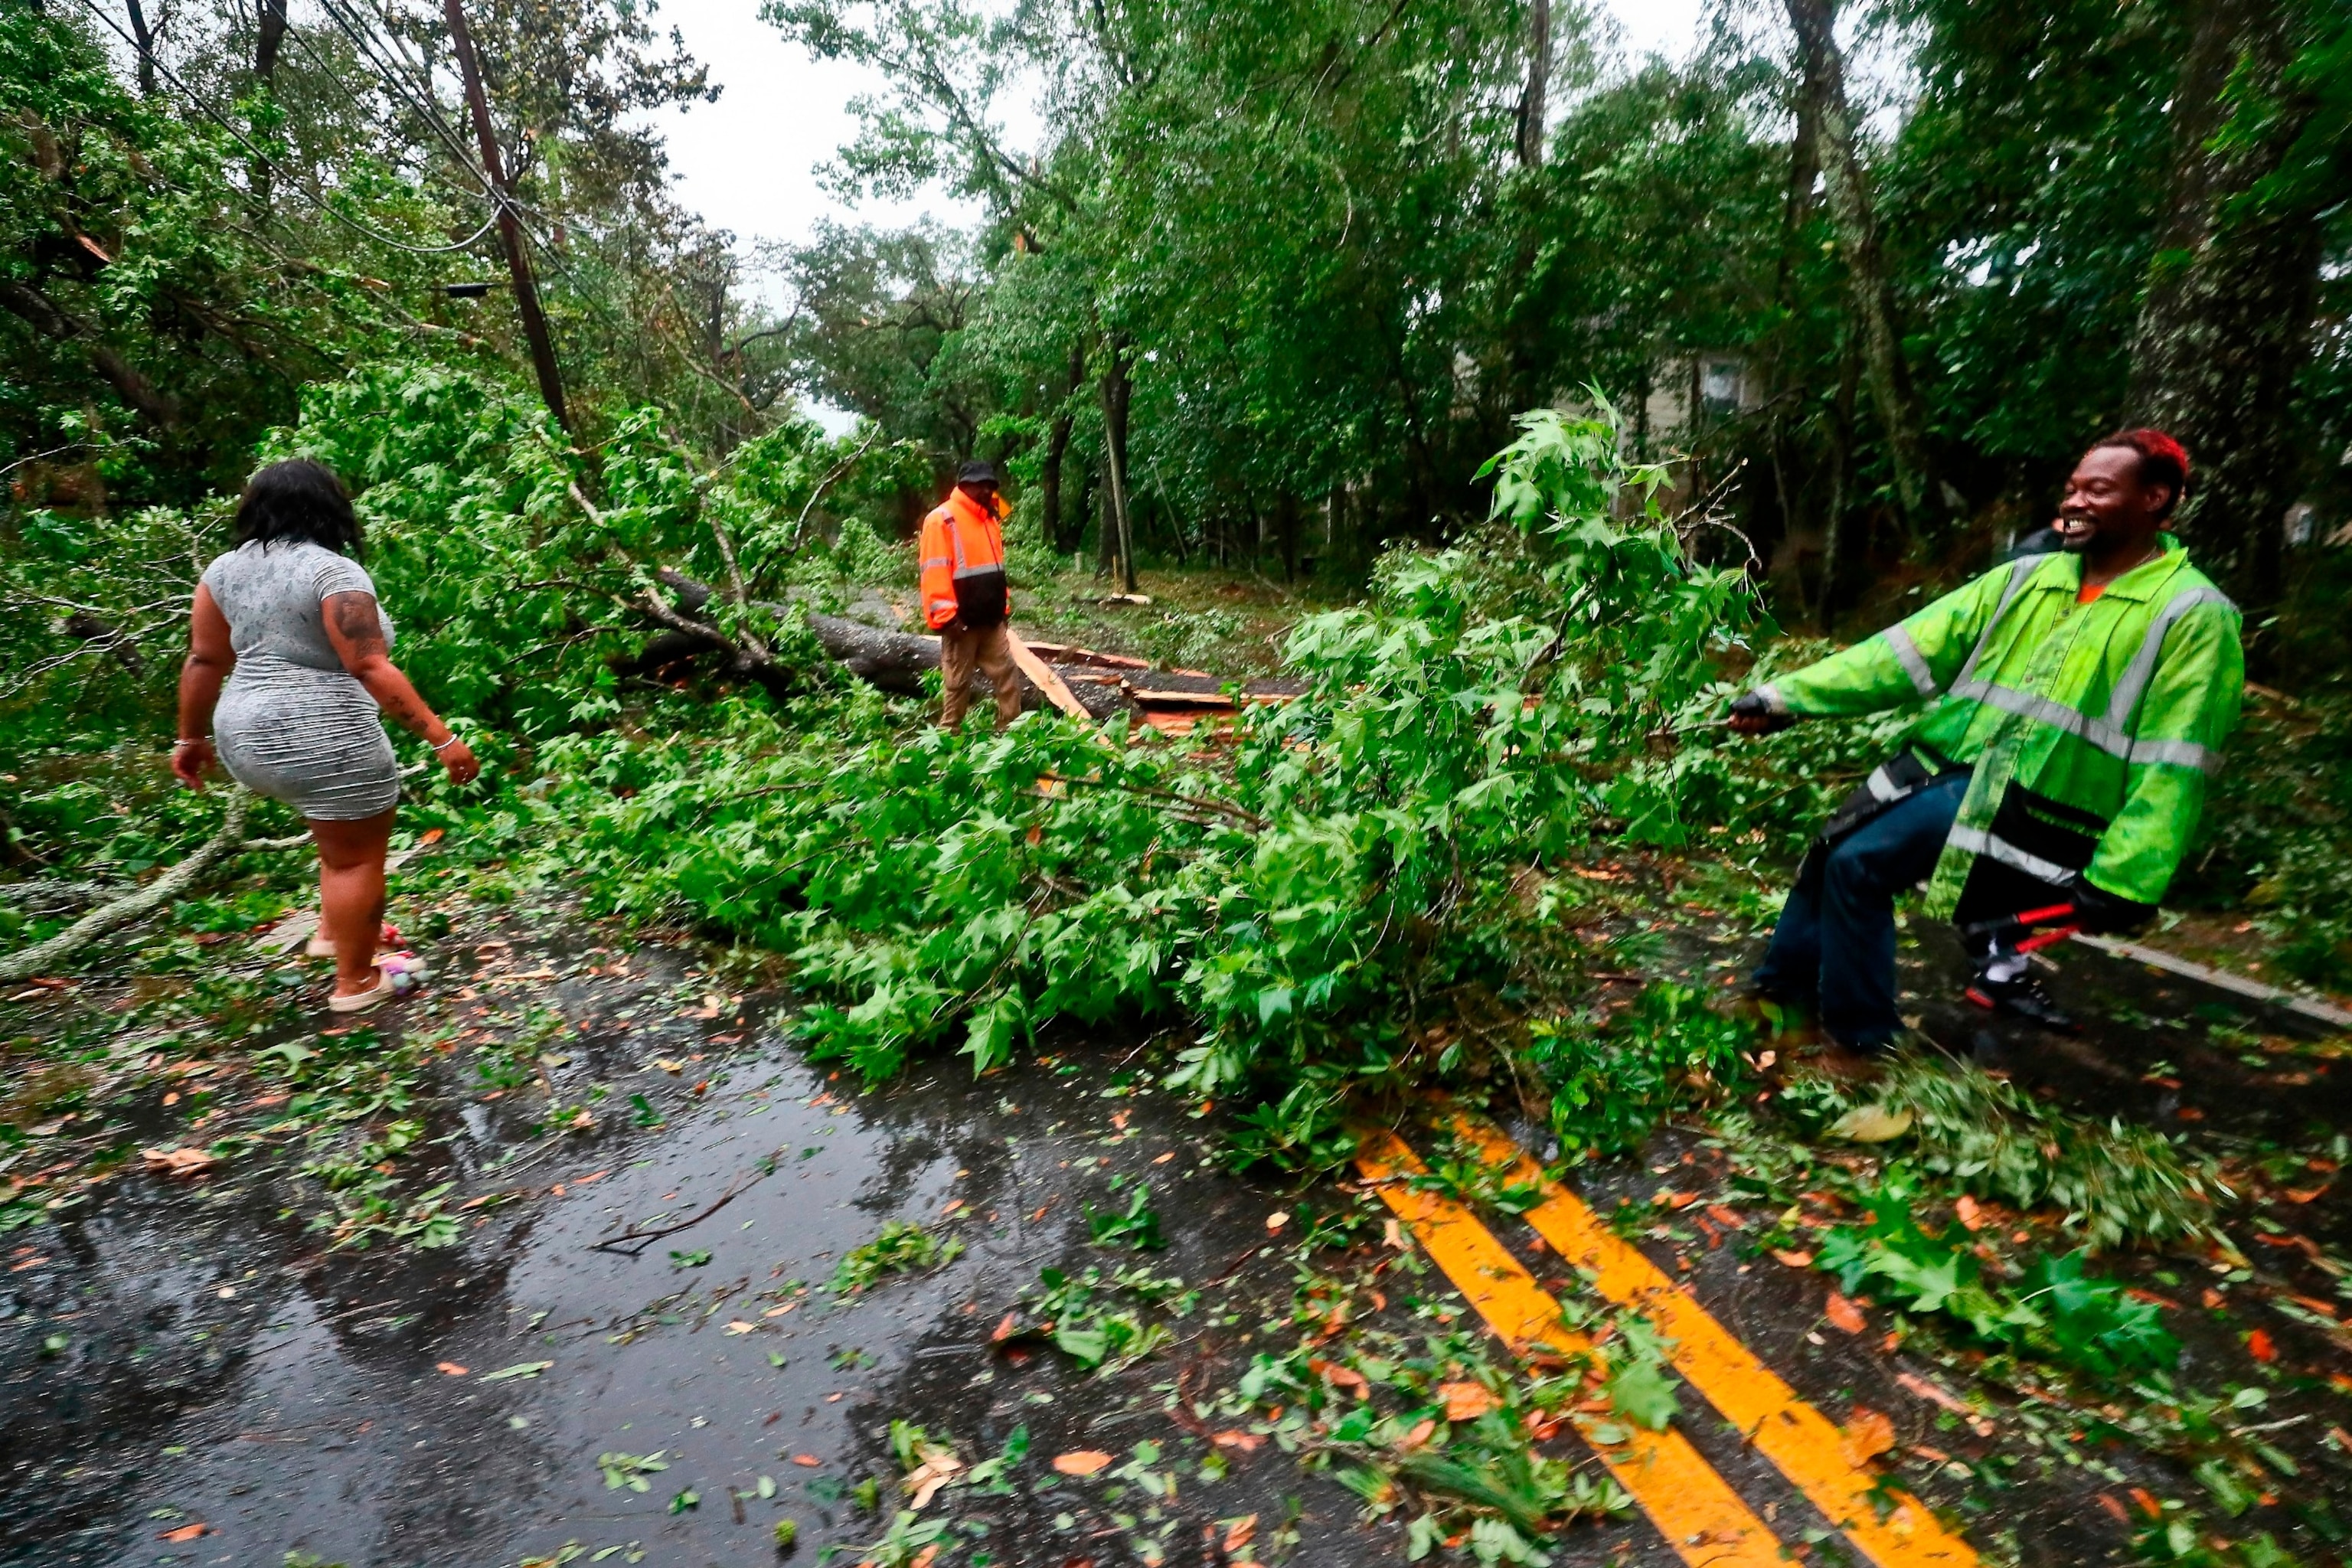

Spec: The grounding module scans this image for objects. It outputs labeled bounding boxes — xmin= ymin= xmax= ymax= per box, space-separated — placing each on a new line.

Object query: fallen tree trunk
xmin=619 ymin=571 xmax=1049 ymax=706
xmin=0 ymin=792 xmax=250 ymax=986
xmin=622 ymin=575 xmax=1120 ymax=717
xmin=799 ymin=611 xmax=940 ymax=695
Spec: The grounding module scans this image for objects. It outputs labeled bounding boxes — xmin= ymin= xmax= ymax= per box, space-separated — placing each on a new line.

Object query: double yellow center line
xmin=1354 ymin=1116 xmax=1977 ymax=1568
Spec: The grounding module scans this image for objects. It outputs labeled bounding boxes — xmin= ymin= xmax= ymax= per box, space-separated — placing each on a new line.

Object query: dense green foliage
xmin=6 ymin=8 xmax=2352 ymax=1562
xmin=1815 ymin=1179 xmax=2184 ymax=1379
xmin=767 ymin=0 xmax=2350 ymax=622
xmin=1 ymin=362 xmax=897 ymax=743
xmin=0 ymin=0 xmax=782 ymax=505
xmin=364 ymin=403 xmax=1768 ymax=1162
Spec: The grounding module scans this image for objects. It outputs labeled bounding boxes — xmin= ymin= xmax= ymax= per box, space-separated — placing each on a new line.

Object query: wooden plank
xmin=2070 ymin=933 xmax=2352 ymax=1030
xmin=1126 ymin=687 xmax=1237 ymax=709
xmin=1005 ymin=629 xmax=1093 ymax=720
xmin=1018 ymin=639 xmax=1152 ymax=671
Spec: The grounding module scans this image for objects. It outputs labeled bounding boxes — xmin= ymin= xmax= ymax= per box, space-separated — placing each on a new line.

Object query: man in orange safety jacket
xmin=920 ymin=460 xmax=1026 ymax=729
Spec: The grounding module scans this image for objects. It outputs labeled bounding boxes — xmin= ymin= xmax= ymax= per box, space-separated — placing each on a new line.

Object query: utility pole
xmin=442 ymin=0 xmax=570 ymax=434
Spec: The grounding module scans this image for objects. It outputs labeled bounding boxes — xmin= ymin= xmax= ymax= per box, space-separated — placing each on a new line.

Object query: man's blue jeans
xmin=1753 ymin=772 xmax=1968 ymax=1049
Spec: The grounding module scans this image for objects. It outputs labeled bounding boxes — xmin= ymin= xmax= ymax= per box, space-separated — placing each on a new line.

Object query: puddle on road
xmin=1 ymin=936 xmax=1379 ymax=1568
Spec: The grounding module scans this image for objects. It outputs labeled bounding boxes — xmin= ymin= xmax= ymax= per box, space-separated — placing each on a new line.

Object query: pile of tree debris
xmin=619 ymin=573 xmax=1300 ymax=730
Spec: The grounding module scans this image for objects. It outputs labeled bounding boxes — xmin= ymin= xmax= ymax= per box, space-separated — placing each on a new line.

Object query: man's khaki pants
xmin=939 ymin=620 xmax=1024 ymax=729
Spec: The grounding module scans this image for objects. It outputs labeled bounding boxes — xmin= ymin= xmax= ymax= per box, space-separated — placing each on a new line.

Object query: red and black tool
xmin=1960 ymin=902 xmax=2082 ymax=1016
xmin=1965 ymin=901 xmax=2082 ymax=954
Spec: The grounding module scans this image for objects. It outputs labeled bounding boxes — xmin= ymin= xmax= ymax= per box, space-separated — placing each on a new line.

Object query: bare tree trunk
xmin=126 ymin=0 xmax=159 ymax=95
xmin=250 ymin=0 xmax=289 ymax=204
xmin=1514 ymin=0 xmax=1551 ymax=169
xmin=255 ymin=0 xmax=288 ymax=80
xmin=1766 ymin=87 xmax=1823 ymax=615
xmin=1042 ymin=342 xmax=1083 ymax=552
xmin=1785 ymin=0 xmax=1939 ymax=539
xmin=1632 ymin=360 xmax=1651 ymax=462
xmin=1100 ymin=338 xmax=1138 ymax=594
xmin=1818 ymin=325 xmax=1863 ymax=632
xmin=444 ymin=0 xmax=571 ymax=433
xmin=2124 ymin=0 xmax=2331 ymax=616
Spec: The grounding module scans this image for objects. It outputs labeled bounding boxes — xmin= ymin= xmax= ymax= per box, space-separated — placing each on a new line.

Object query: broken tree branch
xmin=0 ymin=791 xmax=250 ymax=985
xmin=1038 ymin=770 xmax=1267 ymax=831
xmin=789 ymin=424 xmax=885 ymax=550
xmin=590 ymin=1151 xmax=780 ymax=1256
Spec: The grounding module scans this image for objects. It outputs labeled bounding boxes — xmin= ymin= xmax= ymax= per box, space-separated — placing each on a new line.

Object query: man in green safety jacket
xmin=1729 ymin=430 xmax=2243 ymax=1045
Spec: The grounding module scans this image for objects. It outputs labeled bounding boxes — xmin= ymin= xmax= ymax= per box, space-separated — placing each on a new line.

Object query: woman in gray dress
xmin=171 ymin=459 xmax=480 ymax=1011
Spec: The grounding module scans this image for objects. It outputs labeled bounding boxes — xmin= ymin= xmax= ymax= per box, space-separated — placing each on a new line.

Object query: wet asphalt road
xmin=9 ymin=894 xmax=2352 ymax=1567
xmin=0 ymin=962 xmax=1383 ymax=1566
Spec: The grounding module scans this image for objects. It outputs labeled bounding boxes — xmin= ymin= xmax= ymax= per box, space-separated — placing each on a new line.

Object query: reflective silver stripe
xmin=2130 ymin=736 xmax=2220 ymax=773
xmin=1953 ymin=556 xmax=2044 ymax=689
xmin=1955 ymin=679 xmax=2220 ymax=774
xmin=1951 ymin=679 xmax=2132 ymax=758
xmin=1883 ymin=625 xmax=1938 ymax=696
xmin=949 ymin=517 xmax=969 ymax=571
xmin=1948 ymin=824 xmax=2076 ymax=885
xmin=921 ymin=556 xmax=952 ymax=570
xmin=1865 ymin=764 xmax=1906 ymax=803
xmin=1755 ymin=682 xmax=1787 ymax=714
xmin=2102 ymin=586 xmax=2235 ymax=730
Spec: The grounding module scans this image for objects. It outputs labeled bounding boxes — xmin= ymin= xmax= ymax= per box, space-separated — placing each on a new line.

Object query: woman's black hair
xmin=234 ymin=459 xmax=364 ymax=559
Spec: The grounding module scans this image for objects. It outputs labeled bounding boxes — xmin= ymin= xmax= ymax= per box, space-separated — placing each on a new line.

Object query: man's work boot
xmin=1964 ymin=971 xmax=2079 ymax=1034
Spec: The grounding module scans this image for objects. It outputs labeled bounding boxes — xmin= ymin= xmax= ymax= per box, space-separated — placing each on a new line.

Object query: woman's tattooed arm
xmin=322 ymin=590 xmax=449 ymax=743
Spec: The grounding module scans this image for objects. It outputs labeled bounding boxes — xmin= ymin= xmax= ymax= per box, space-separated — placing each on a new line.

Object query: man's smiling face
xmin=2056 ymin=445 xmax=2164 ymax=554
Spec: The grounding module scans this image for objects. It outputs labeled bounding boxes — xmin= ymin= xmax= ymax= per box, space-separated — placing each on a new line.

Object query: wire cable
xmin=65 ymin=0 xmax=499 ymax=255
xmin=277 ymin=11 xmax=497 ymax=214
xmin=310 ymin=0 xmax=499 ymax=198
xmin=314 ymin=0 xmax=584 ymax=244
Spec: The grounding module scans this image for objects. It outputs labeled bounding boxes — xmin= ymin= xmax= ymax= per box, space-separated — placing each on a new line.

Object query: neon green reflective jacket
xmin=1756 ymin=536 xmax=2243 ymax=916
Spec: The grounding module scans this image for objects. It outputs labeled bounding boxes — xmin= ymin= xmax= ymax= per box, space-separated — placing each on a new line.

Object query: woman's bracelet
xmin=172 ymin=737 xmax=204 ymax=750
xmin=430 ymin=733 xmax=465 ymax=753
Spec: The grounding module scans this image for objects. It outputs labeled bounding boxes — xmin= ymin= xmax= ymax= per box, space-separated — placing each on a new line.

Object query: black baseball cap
xmin=956 ymin=460 xmax=1000 ymax=487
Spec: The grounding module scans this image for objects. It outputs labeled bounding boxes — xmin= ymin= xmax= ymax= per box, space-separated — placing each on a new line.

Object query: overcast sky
xmin=647 ymin=0 xmax=1712 ymax=256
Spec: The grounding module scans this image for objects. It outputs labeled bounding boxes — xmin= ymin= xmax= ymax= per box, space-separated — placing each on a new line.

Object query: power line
xmin=276 ymin=9 xmax=496 ymax=215
xmin=64 ymin=0 xmax=500 ymax=255
xmin=312 ymin=0 xmax=586 ymax=253
xmin=296 ymin=0 xmax=737 ymax=389
xmin=310 ymin=0 xmax=498 ymax=198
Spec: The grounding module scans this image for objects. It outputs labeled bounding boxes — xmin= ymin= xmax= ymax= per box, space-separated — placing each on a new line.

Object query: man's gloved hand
xmin=1727 ymin=691 xmax=1794 ymax=736
xmin=2065 ymin=874 xmax=2158 ymax=936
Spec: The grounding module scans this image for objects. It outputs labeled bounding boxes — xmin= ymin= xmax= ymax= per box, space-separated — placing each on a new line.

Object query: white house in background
xmin=1641 ymin=354 xmax=1757 ymax=438
xmin=1553 ymin=354 xmax=1759 ymax=446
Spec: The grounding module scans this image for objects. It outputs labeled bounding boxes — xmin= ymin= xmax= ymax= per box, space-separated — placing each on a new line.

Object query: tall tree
xmin=1785 ymin=0 xmax=1939 ymax=536
xmin=2125 ymin=0 xmax=2348 ymax=610
xmin=1516 ymin=0 xmax=1551 ymax=168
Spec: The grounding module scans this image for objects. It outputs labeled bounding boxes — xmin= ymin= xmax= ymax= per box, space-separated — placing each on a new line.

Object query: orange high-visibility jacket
xmin=918 ymin=486 xmax=1009 ymax=630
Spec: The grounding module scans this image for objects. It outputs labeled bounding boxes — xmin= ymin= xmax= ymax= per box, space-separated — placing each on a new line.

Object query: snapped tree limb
xmin=0 ymin=791 xmax=250 ymax=986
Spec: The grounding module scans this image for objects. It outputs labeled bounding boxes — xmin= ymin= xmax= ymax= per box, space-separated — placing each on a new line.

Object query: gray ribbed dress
xmin=201 ymin=540 xmax=401 ymax=822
